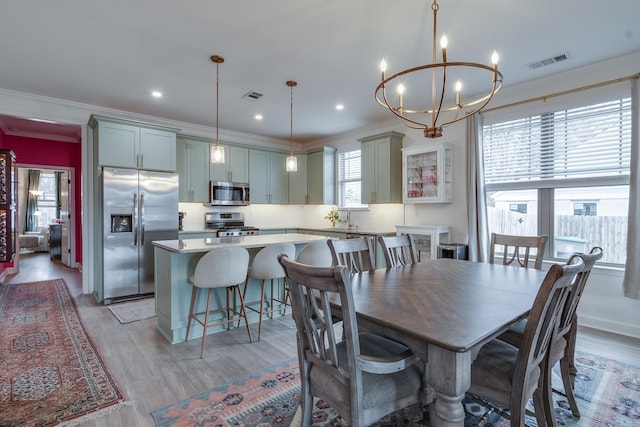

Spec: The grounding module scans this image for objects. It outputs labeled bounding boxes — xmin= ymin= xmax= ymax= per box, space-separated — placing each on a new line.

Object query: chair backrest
xmin=489 ymin=233 xmax=548 ymax=269
xmin=556 ymin=247 xmax=603 ymax=343
xmin=512 ymin=255 xmax=584 ymax=406
xmin=328 ymin=237 xmax=375 ymax=273
xmin=192 ymin=246 xmax=250 ymax=288
xmin=378 ymin=234 xmax=418 ymax=267
xmin=277 ymin=254 xmax=364 ymax=421
xmin=249 ymin=243 xmax=296 ymax=280
xmin=296 ymin=240 xmax=333 ymax=267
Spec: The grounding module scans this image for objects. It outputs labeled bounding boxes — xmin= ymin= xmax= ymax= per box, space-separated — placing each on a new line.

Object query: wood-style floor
xmin=5 ymin=252 xmax=640 ymax=426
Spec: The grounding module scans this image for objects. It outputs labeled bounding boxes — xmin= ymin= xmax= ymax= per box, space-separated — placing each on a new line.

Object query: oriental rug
xmin=151 ymin=351 xmax=640 ymax=427
xmin=0 ymin=279 xmax=126 ymax=427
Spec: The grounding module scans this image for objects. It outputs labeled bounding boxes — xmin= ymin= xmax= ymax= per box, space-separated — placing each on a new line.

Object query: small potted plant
xmin=324 ymin=206 xmax=346 ymax=227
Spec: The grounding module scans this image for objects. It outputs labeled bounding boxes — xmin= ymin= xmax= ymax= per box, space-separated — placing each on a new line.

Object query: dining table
xmin=335 ymin=258 xmax=549 ymax=427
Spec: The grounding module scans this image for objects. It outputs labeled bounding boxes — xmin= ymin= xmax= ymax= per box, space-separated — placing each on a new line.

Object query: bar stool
xmin=296 ymin=240 xmax=333 ymax=267
xmin=185 ymin=246 xmax=253 ymax=358
xmin=243 ymin=243 xmax=296 ymax=340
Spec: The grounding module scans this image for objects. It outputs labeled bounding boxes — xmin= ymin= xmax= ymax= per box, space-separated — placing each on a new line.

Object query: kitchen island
xmin=152 ymin=233 xmax=332 ymax=344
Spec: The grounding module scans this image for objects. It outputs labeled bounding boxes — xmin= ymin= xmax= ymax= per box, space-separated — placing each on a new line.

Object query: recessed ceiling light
xmin=336 ymin=104 xmax=345 ymax=111
xmin=151 ymin=91 xmax=163 ymax=98
xmin=255 ymin=114 xmax=263 ymax=121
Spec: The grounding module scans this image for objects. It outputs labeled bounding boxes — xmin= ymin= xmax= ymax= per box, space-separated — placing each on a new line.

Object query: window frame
xmin=337 ymin=149 xmax=367 ymax=209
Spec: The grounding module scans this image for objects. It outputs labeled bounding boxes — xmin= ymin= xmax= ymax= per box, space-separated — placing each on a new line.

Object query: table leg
xmin=428 ymin=345 xmax=471 ymax=427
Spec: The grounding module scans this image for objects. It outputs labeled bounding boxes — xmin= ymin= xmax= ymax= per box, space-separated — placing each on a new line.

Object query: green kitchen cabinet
xmin=249 ymin=149 xmax=289 ymax=204
xmin=359 ymin=131 xmax=404 ymax=204
xmin=306 ymin=146 xmax=336 ymax=205
xmin=90 ymin=115 xmax=178 ymax=172
xmin=288 ymin=153 xmax=308 ymax=204
xmin=210 ymin=144 xmax=249 ymax=183
xmin=176 ymin=137 xmax=210 ymax=202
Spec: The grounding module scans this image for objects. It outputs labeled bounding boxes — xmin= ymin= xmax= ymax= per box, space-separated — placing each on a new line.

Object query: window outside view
xmin=338 ymin=150 xmax=366 ymax=208
xmin=483 ymin=96 xmax=631 ymax=265
xmin=34 ymin=172 xmax=58 ymax=228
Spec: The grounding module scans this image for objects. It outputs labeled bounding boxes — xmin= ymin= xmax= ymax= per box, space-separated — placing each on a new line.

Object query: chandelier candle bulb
xmin=380 ymin=59 xmax=387 ymax=81
xmin=440 ymin=34 xmax=447 ymax=62
xmin=455 ymin=81 xmax=462 ymax=107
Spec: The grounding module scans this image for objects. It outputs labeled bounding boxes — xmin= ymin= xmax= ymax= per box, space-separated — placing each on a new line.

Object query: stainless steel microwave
xmin=210 ymin=181 xmax=250 ymax=206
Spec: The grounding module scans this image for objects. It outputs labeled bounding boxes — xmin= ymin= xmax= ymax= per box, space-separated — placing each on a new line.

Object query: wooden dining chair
xmin=489 ymin=232 xmax=548 ymax=269
xmin=378 ymin=234 xmax=419 ymax=267
xmin=467 ymin=255 xmax=585 ymax=427
xmin=497 ymin=247 xmax=603 ymax=425
xmin=328 ymin=237 xmax=375 ymax=273
xmin=278 ymin=254 xmax=426 ymax=427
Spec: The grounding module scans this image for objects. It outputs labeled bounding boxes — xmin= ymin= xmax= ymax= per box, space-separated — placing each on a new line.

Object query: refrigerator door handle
xmin=140 ymin=193 xmax=145 ymax=245
xmin=133 ymin=193 xmax=138 ymax=246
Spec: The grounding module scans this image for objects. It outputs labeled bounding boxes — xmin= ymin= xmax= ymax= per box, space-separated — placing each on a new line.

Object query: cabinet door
xmin=307 ymin=147 xmax=335 ymax=205
xmin=402 ymin=143 xmax=452 ymax=203
xmin=228 ymin=146 xmax=249 ymax=183
xmin=288 ymin=153 xmax=307 ymax=204
xmin=177 ymin=140 xmax=210 ymax=202
xmin=97 ymin=121 xmax=139 ymax=168
xmin=249 ymin=149 xmax=269 ymax=204
xmin=139 ymin=127 xmax=176 ymax=171
xmin=268 ymin=152 xmax=288 ymax=204
xmin=361 ymin=140 xmax=376 ymax=204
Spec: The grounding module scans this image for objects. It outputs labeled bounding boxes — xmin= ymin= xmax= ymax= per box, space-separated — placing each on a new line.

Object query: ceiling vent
xmin=528 ymin=52 xmax=571 ymax=70
xmin=242 ymin=90 xmax=264 ymax=101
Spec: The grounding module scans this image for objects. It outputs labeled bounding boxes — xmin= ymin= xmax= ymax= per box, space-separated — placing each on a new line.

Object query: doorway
xmin=17 ymin=165 xmax=74 ymax=268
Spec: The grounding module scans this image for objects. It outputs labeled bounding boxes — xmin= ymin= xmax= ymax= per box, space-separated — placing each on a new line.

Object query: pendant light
xmin=210 ymin=55 xmax=225 ymax=164
xmin=285 ymin=80 xmax=298 ymax=172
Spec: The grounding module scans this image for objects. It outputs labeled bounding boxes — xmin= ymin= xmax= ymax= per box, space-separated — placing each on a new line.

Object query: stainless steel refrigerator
xmin=102 ymin=167 xmax=178 ymax=303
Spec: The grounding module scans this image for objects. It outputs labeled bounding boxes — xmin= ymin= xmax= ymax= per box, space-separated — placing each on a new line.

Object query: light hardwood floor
xmin=5 ymin=252 xmax=640 ymax=426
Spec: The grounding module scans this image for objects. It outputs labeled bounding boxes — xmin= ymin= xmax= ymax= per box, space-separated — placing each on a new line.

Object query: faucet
xmin=347 ymin=209 xmax=352 ymax=229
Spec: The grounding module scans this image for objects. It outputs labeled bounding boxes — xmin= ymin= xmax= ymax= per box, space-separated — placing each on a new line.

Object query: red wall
xmin=0 ymin=132 xmax=83 ymax=271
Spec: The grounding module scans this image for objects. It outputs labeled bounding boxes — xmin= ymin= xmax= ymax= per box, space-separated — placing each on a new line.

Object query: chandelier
xmin=210 ymin=55 xmax=225 ymax=163
xmin=285 ymin=80 xmax=298 ymax=172
xmin=375 ymin=0 xmax=503 ymax=138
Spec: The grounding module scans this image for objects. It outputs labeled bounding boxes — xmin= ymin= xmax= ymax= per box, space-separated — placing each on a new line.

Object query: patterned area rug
xmin=151 ymin=350 xmax=640 ymax=427
xmin=0 ymin=279 xmax=126 ymax=426
xmin=108 ymin=297 xmax=156 ymax=323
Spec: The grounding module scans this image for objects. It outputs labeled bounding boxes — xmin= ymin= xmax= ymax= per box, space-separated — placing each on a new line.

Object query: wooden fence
xmin=488 ymin=208 xmax=626 ymax=264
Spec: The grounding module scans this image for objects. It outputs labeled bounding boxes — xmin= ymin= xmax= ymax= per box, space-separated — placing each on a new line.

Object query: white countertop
xmin=153 ymin=233 xmax=332 ymax=253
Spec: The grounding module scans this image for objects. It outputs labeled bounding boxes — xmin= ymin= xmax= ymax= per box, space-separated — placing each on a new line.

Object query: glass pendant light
xmin=210 ymin=55 xmax=225 ymax=164
xmin=285 ymin=80 xmax=298 ymax=172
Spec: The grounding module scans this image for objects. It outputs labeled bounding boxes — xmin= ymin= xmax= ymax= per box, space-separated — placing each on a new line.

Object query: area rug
xmin=151 ymin=350 xmax=640 ymax=427
xmin=0 ymin=279 xmax=126 ymax=426
xmin=108 ymin=297 xmax=156 ymax=324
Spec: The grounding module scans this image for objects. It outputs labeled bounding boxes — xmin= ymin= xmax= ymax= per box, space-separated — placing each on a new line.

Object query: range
xmin=204 ymin=212 xmax=260 ymax=237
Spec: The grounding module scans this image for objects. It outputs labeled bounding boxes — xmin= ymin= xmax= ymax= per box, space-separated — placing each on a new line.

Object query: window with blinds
xmin=482 ymin=94 xmax=632 ymax=265
xmin=338 ymin=150 xmax=366 ymax=208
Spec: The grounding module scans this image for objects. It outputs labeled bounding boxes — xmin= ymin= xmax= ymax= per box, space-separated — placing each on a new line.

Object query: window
xmin=338 ymin=150 xmax=366 ymax=208
xmin=483 ymin=91 xmax=631 ymax=265
xmin=36 ymin=172 xmax=58 ymax=227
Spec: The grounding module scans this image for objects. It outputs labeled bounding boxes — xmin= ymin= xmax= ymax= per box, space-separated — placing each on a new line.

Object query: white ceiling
xmin=0 ymin=0 xmax=639 ymax=144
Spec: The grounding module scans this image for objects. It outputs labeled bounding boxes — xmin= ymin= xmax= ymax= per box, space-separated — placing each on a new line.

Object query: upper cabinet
xmin=288 ymin=153 xmax=308 ymax=205
xmin=176 ymin=137 xmax=210 ymax=203
xmin=402 ymin=143 xmax=453 ymax=203
xmin=0 ymin=149 xmax=16 ymax=262
xmin=89 ymin=115 xmax=179 ymax=172
xmin=307 ymin=146 xmax=336 ymax=205
xmin=210 ymin=144 xmax=249 ymax=183
xmin=359 ymin=131 xmax=404 ymax=204
xmin=249 ymin=149 xmax=289 ymax=204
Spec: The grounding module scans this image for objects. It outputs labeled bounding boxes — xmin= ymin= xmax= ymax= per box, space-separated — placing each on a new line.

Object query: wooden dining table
xmin=335 ymin=258 xmax=549 ymax=427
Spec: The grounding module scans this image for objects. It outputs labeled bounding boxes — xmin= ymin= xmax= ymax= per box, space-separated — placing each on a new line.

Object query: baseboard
xmin=579 ymin=315 xmax=640 ymax=340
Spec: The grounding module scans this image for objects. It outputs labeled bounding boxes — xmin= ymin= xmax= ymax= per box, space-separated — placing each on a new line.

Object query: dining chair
xmin=378 ymin=234 xmax=419 ymax=267
xmin=498 ymin=247 xmax=603 ymax=425
xmin=278 ymin=254 xmax=426 ymax=427
xmin=243 ymin=242 xmax=296 ymax=341
xmin=185 ymin=246 xmax=253 ymax=358
xmin=489 ymin=233 xmax=548 ymax=269
xmin=467 ymin=255 xmax=585 ymax=427
xmin=328 ymin=236 xmax=375 ymax=273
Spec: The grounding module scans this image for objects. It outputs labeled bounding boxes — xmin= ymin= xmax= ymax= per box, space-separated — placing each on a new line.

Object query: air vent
xmin=242 ymin=90 xmax=264 ymax=101
xmin=528 ymin=52 xmax=570 ymax=70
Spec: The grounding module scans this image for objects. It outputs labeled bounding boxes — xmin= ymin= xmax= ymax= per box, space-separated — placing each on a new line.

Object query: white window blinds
xmin=483 ymin=97 xmax=632 ymax=189
xmin=338 ymin=150 xmax=364 ymax=207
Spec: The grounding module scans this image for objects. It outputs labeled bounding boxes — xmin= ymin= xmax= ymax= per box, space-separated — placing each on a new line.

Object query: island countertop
xmin=153 ymin=232 xmax=333 ymax=254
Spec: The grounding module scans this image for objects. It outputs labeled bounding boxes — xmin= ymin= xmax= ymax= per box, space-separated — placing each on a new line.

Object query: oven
xmin=204 ymin=212 xmax=259 ymax=237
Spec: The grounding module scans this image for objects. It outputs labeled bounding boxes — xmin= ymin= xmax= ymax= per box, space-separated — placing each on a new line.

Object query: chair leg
xmin=234 ymin=284 xmax=253 ymax=343
xmin=257 ymin=279 xmax=266 ymax=341
xmin=559 ymin=356 xmax=580 ymax=417
xmin=542 ymin=358 xmax=558 ymax=427
xmin=185 ymin=286 xmax=198 ymax=342
xmin=200 ymin=288 xmax=213 ymax=358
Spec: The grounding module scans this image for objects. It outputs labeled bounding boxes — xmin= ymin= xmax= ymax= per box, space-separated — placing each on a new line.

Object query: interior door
xmin=59 ymin=171 xmax=71 ymax=266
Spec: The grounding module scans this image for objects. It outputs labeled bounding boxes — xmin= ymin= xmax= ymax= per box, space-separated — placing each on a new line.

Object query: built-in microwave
xmin=210 ymin=181 xmax=250 ymax=206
